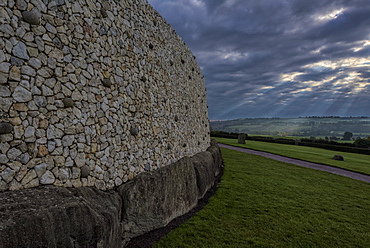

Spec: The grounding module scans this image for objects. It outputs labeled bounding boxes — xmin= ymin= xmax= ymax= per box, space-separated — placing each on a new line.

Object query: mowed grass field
xmin=154 ymin=148 xmax=370 ymax=248
xmin=248 ymin=135 xmax=355 ymax=143
xmin=215 ymin=137 xmax=370 ymax=176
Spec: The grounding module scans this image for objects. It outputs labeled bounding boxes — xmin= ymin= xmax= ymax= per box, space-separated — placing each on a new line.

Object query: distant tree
xmin=342 ymin=131 xmax=353 ymax=141
xmin=354 ymin=137 xmax=370 ymax=148
xmin=309 ymin=136 xmax=316 ymax=140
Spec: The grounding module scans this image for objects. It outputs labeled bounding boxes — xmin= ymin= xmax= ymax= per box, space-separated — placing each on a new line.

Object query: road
xmin=219 ymin=144 xmax=370 ymax=183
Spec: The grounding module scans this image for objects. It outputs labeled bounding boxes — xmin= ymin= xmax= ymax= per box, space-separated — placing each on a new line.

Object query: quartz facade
xmin=0 ymin=0 xmax=210 ymax=191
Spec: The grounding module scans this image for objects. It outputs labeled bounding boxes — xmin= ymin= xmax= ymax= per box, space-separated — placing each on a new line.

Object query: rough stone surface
xmin=332 ymin=155 xmax=344 ymax=161
xmin=22 ymin=8 xmax=41 ymax=25
xmin=12 ymin=42 xmax=29 ymax=60
xmin=207 ymin=139 xmax=223 ymax=175
xmin=102 ymin=78 xmax=112 ymax=87
xmin=16 ymin=0 xmax=28 ymax=10
xmin=7 ymin=148 xmax=22 ymax=161
xmin=0 ymin=153 xmax=9 ymax=164
xmin=238 ymin=133 xmax=247 ymax=144
xmin=12 ymin=86 xmax=32 ymax=102
xmin=0 ymin=123 xmax=13 ymax=134
xmin=0 ymin=186 xmax=122 ymax=248
xmin=1 ymin=168 xmax=15 ymax=183
xmin=0 ymin=0 xmax=210 ymax=192
xmin=62 ymin=98 xmax=74 ymax=108
xmin=81 ymin=165 xmax=90 ymax=178
xmin=39 ymin=171 xmax=56 ymax=184
xmin=191 ymin=151 xmax=218 ymax=199
xmin=0 ymin=86 xmax=11 ymax=98
xmin=0 ymin=142 xmax=222 ymax=248
xmin=118 ymin=156 xmax=198 ymax=239
xmin=130 ymin=126 xmax=139 ymax=136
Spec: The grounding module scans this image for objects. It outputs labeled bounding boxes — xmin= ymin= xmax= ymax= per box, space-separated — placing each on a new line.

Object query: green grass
xmin=249 ymin=135 xmax=304 ymax=140
xmin=154 ymin=148 xmax=370 ymax=247
xmin=211 ymin=117 xmax=370 ymax=138
xmin=248 ymin=135 xmax=354 ymax=143
xmin=214 ymin=137 xmax=370 ymax=176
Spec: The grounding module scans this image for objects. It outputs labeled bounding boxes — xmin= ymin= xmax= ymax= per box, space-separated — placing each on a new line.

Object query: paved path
xmin=219 ymin=144 xmax=370 ymax=183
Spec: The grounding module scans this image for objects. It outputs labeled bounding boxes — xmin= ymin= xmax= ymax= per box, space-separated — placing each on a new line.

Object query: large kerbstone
xmin=118 ymin=156 xmax=198 ymax=239
xmin=192 ymin=141 xmax=223 ymax=199
xmin=0 ymin=142 xmax=224 ymax=247
xmin=207 ymin=139 xmax=223 ymax=174
xmin=0 ymin=186 xmax=122 ymax=248
xmin=191 ymin=151 xmax=216 ymax=199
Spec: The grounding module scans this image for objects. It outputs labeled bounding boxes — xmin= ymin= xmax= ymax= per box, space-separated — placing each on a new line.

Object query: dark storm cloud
xmin=310 ymin=6 xmax=370 ymax=41
xmin=147 ymin=0 xmax=370 ymax=119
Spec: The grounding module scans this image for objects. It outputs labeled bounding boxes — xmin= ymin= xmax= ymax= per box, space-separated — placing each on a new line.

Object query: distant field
xmin=155 ymin=148 xmax=370 ymax=247
xmin=214 ymin=137 xmax=370 ymax=176
xmin=248 ymin=134 xmax=354 ymax=143
xmin=211 ymin=117 xmax=370 ymax=138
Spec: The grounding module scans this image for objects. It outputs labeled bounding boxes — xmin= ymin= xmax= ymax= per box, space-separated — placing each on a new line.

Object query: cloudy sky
xmin=147 ymin=0 xmax=370 ymax=120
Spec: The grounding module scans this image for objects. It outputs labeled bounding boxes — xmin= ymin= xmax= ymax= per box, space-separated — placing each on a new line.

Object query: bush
xmin=210 ymin=131 xmax=239 ymax=139
xmin=354 ymin=137 xmax=370 ymax=148
xmin=247 ymin=136 xmax=296 ymax=145
xmin=211 ymin=132 xmax=370 ymax=155
xmin=299 ymin=142 xmax=370 ymax=155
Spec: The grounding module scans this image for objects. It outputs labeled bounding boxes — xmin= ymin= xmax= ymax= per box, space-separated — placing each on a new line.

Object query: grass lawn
xmin=248 ymin=135 xmax=354 ymax=143
xmin=214 ymin=137 xmax=370 ymax=176
xmin=154 ymin=148 xmax=370 ymax=247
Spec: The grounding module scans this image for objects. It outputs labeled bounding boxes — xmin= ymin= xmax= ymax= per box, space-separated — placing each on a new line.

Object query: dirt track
xmin=219 ymin=144 xmax=370 ymax=183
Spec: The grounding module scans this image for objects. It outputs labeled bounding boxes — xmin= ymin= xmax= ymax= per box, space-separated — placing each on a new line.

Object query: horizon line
xmin=210 ymin=115 xmax=370 ymax=122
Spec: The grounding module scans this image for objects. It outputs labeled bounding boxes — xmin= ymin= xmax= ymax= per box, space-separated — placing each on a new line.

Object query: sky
xmin=147 ymin=0 xmax=370 ymax=120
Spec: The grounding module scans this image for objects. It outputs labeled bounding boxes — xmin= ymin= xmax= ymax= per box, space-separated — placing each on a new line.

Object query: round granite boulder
xmin=22 ymin=8 xmax=41 ymax=25
xmin=0 ymin=123 xmax=13 ymax=134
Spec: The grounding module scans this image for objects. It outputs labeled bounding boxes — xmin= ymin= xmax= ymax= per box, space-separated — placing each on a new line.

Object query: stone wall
xmin=0 ymin=0 xmax=210 ymax=191
xmin=0 ymin=142 xmax=223 ymax=248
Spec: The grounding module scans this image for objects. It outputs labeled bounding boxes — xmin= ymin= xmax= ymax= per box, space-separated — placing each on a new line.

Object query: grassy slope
xmin=154 ymin=148 xmax=370 ymax=247
xmin=215 ymin=137 xmax=370 ymax=176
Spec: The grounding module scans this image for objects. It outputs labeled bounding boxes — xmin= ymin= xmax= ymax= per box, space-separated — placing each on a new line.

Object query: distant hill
xmin=210 ymin=117 xmax=370 ymax=139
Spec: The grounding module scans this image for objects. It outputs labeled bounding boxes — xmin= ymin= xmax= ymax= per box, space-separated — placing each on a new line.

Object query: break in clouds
xmin=147 ymin=0 xmax=370 ymax=120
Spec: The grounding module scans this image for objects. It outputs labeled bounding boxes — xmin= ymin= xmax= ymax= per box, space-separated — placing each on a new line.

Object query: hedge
xmin=211 ymin=131 xmax=370 ymax=155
